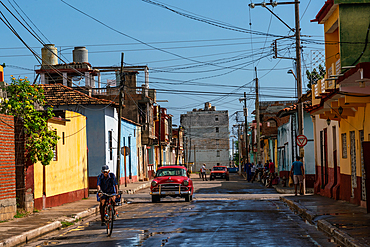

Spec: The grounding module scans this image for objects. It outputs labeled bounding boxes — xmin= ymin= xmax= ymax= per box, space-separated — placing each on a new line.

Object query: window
xmin=134 ymin=129 xmax=136 ymax=137
xmin=215 ymin=116 xmax=219 ymax=122
xmin=217 ymin=150 xmax=220 ymax=157
xmin=342 ymin=133 xmax=347 ymax=158
xmin=53 ymin=130 xmax=57 ymax=161
xmin=216 ymin=139 xmax=219 ymax=145
xmin=62 ymin=132 xmax=65 ymax=145
xmin=108 ymin=130 xmax=113 ymax=160
xmin=216 ymin=127 xmax=219 ymax=133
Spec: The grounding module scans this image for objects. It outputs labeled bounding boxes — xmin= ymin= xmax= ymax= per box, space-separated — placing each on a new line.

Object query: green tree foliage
xmin=306 ymin=65 xmax=326 ymax=89
xmin=0 ymin=77 xmax=59 ymax=166
xmin=233 ymin=140 xmax=240 ymax=166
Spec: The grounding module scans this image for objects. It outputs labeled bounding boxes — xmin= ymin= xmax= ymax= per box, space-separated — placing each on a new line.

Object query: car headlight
xmin=183 ymin=180 xmax=189 ymax=186
xmin=151 ymin=180 xmax=157 ymax=187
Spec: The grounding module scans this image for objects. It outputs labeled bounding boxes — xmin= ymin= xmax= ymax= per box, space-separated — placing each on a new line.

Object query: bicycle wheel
xmin=107 ymin=204 xmax=114 ymax=236
xmin=105 ymin=205 xmax=110 ymax=235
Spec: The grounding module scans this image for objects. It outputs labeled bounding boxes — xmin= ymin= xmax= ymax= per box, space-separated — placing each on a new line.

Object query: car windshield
xmin=213 ymin=167 xmax=226 ymax=171
xmin=156 ymin=168 xmax=187 ymax=177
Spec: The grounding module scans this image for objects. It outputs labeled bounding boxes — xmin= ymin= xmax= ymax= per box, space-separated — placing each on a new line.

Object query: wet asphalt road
xmin=26 ymin=174 xmax=337 ymax=247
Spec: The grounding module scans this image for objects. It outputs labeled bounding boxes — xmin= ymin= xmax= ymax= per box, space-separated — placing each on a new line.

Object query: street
xmin=23 ymin=174 xmax=337 ymax=247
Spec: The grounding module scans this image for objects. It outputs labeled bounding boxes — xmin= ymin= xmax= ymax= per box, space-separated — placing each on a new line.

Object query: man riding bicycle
xmin=97 ymin=165 xmax=119 ymax=226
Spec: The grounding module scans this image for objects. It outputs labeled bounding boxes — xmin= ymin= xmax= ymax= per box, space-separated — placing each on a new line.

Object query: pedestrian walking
xmin=246 ymin=162 xmax=252 ymax=182
xmin=268 ymin=159 xmax=275 ymax=174
xmin=201 ymin=163 xmax=208 ymax=181
xmin=290 ymin=156 xmax=305 ymax=196
xmin=250 ymin=163 xmax=256 ymax=182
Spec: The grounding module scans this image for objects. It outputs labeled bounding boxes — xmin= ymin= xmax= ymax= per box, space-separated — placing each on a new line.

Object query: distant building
xmin=180 ymin=103 xmax=229 ymax=172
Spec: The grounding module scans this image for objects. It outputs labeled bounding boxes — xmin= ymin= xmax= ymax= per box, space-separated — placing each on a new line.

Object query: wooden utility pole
xmin=244 ymin=92 xmax=249 ymax=164
xmin=238 ymin=125 xmax=242 ymax=175
xmin=116 ymin=53 xmax=124 ymax=185
xmin=194 ymin=145 xmax=196 ymax=172
xmin=158 ymin=105 xmax=162 ymax=167
xmin=294 ymin=0 xmax=306 ymax=194
xmin=295 ymin=0 xmax=303 ymax=140
xmin=255 ymin=67 xmax=261 ymax=164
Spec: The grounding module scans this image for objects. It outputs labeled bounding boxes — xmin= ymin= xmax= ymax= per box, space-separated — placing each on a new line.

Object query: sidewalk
xmin=0 ymin=181 xmax=150 ymax=247
xmin=241 ymin=173 xmax=370 ymax=246
xmin=273 ymin=182 xmax=369 ymax=246
xmin=280 ymin=194 xmax=370 ymax=247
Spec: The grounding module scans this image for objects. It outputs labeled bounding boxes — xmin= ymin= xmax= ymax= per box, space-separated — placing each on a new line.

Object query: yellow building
xmin=34 ymin=110 xmax=88 ymax=209
xmin=310 ymin=0 xmax=370 ymax=206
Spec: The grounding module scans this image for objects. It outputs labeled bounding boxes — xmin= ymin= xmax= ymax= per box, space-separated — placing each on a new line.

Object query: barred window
xmin=342 ymin=133 xmax=347 ymax=158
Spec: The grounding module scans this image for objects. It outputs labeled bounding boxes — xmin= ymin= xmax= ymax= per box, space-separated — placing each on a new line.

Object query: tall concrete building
xmin=180 ymin=103 xmax=229 ymax=172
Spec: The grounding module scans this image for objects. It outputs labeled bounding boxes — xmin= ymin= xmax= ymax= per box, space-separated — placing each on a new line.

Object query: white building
xmin=180 ymin=103 xmax=229 ymax=172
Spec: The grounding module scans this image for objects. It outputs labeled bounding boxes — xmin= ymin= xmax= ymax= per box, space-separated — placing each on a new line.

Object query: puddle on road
xmin=129 ymin=229 xmax=184 ymax=247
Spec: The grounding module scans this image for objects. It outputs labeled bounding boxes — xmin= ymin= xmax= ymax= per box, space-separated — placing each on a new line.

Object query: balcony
xmin=142 ymin=122 xmax=156 ymax=145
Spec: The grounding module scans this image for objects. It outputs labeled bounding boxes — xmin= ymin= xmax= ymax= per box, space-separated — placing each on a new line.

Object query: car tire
xmin=226 ymin=176 xmax=229 ymax=181
xmin=210 ymin=176 xmax=213 ymax=181
xmin=152 ymin=195 xmax=160 ymax=203
xmin=185 ymin=194 xmax=191 ymax=202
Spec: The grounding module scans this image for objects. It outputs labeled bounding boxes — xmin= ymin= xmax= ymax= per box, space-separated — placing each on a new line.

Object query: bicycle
xmin=98 ymin=191 xmax=122 ymax=237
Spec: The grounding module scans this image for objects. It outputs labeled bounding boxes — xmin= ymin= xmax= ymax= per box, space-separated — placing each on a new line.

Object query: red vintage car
xmin=210 ymin=166 xmax=229 ymax=181
xmin=150 ymin=165 xmax=194 ymax=203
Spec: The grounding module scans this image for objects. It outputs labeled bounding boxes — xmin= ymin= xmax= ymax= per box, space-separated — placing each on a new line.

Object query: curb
xmin=0 ymin=221 xmax=62 ymax=247
xmin=280 ymin=196 xmax=366 ymax=247
xmin=317 ymin=220 xmax=367 ymax=247
xmin=122 ymin=182 xmax=151 ymax=194
xmin=280 ymin=196 xmax=317 ymax=224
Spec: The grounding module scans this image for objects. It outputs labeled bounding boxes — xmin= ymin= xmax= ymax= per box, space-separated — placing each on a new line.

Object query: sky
xmin=0 ymin=0 xmax=326 ymax=134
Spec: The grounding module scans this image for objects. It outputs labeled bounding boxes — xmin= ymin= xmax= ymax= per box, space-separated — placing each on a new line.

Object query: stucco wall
xmin=120 ymin=119 xmax=138 ymax=182
xmin=181 ymin=110 xmax=229 ymax=172
xmin=34 ymin=111 xmax=88 ymax=202
xmin=338 ymin=104 xmax=370 ymax=176
xmin=339 ymin=3 xmax=370 ymax=67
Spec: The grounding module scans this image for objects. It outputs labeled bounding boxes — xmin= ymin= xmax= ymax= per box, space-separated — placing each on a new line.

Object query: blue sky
xmin=0 ymin=0 xmax=326 ymax=129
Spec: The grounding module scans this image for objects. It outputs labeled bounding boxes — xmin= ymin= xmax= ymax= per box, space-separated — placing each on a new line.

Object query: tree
xmin=0 ymin=77 xmax=59 ymax=166
xmin=306 ymin=64 xmax=326 ymax=89
xmin=233 ymin=140 xmax=240 ymax=166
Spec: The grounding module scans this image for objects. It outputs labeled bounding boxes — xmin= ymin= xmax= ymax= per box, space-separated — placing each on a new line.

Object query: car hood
xmin=154 ymin=176 xmax=188 ymax=184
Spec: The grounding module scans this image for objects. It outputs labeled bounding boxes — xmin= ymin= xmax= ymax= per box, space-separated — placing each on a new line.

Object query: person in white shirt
xmin=201 ymin=163 xmax=208 ymax=181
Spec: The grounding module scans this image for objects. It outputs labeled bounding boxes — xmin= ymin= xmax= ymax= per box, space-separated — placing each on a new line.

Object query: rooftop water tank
xmin=73 ymin=47 xmax=88 ymax=63
xmin=41 ymin=44 xmax=58 ymax=65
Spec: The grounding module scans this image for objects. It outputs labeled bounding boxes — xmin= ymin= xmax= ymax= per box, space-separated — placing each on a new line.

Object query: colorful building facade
xmin=310 ymin=0 xmax=370 ymax=206
xmin=34 ymin=111 xmax=88 ymax=210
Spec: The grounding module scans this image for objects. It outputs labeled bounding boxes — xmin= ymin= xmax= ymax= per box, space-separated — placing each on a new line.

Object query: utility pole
xmin=294 ymin=0 xmax=306 ymax=194
xmin=158 ymin=105 xmax=162 ymax=167
xmin=238 ymin=125 xmax=242 ymax=175
xmin=116 ymin=53 xmax=124 ymax=185
xmin=194 ymin=145 xmax=196 ymax=173
xmin=244 ymin=92 xmax=249 ymax=164
xmin=185 ymin=136 xmax=189 ymax=170
xmin=295 ymin=0 xmax=303 ymax=139
xmin=255 ymin=67 xmax=261 ymax=165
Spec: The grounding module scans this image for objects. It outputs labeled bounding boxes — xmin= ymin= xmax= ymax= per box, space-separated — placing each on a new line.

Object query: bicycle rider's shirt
xmin=97 ymin=172 xmax=117 ymax=194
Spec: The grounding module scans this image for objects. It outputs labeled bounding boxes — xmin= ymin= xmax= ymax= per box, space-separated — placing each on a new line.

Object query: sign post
xmin=296 ymin=134 xmax=307 ymax=195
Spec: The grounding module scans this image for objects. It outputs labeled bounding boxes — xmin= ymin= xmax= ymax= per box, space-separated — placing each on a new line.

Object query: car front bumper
xmin=150 ymin=183 xmax=192 ymax=196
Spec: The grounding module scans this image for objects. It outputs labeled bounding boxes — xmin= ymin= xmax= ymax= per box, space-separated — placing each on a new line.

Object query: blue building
xmin=42 ymin=84 xmax=140 ymax=187
xmin=277 ymin=102 xmax=315 ymax=187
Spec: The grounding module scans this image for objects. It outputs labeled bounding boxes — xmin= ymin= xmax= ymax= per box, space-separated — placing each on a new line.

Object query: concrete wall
xmin=181 ymin=109 xmax=229 ymax=172
xmin=34 ymin=111 xmax=88 ymax=209
xmin=0 ymin=114 xmax=16 ymax=220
